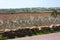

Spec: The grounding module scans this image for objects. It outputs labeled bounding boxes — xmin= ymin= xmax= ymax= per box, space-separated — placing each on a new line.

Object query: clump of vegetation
xmin=1 ymin=25 xmax=60 ymax=39
xmin=51 ymin=9 xmax=59 ymax=18
xmin=0 ymin=35 xmax=7 ymax=40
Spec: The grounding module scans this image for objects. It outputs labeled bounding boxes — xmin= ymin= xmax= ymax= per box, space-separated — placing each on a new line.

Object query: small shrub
xmin=3 ymin=31 xmax=15 ymax=39
xmin=52 ymin=26 xmax=60 ymax=32
xmin=0 ymin=35 xmax=7 ymax=40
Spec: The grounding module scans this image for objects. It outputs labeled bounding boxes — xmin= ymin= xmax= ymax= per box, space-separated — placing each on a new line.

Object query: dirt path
xmin=9 ymin=32 xmax=60 ymax=40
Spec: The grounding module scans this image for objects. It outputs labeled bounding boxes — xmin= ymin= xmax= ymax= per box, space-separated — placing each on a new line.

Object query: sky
xmin=0 ymin=0 xmax=60 ymax=9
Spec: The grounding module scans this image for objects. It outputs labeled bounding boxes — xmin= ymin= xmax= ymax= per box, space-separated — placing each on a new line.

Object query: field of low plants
xmin=0 ymin=14 xmax=60 ymax=29
xmin=0 ymin=9 xmax=60 ymax=40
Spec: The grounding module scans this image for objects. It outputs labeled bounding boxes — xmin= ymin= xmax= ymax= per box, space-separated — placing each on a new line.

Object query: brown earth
xmin=0 ymin=12 xmax=51 ymax=20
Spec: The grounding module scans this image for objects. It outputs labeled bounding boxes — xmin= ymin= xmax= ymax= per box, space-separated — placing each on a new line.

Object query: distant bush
xmin=51 ymin=9 xmax=59 ymax=18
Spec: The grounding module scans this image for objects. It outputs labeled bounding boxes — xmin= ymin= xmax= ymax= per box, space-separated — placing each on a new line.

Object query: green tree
xmin=51 ymin=9 xmax=58 ymax=18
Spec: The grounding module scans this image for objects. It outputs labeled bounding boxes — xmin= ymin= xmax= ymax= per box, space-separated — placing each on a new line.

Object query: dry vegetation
xmin=0 ymin=10 xmax=60 ymax=39
xmin=0 ymin=12 xmax=60 ymax=30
